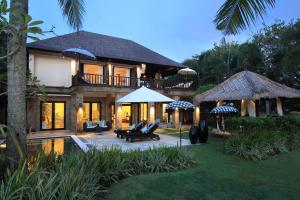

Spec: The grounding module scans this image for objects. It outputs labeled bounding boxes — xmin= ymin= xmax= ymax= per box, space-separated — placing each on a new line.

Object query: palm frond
xmin=214 ymin=0 xmax=276 ymax=35
xmin=58 ymin=0 xmax=85 ymax=31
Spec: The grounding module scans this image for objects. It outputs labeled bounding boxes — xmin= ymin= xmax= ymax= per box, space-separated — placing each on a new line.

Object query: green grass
xmin=155 ymin=128 xmax=190 ymax=138
xmin=107 ymin=137 xmax=300 ymax=200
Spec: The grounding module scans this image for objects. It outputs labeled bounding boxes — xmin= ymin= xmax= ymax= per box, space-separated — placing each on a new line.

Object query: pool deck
xmin=28 ymin=130 xmax=197 ymax=151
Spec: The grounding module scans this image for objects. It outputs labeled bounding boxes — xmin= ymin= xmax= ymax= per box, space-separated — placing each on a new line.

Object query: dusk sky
xmin=29 ymin=0 xmax=300 ymax=63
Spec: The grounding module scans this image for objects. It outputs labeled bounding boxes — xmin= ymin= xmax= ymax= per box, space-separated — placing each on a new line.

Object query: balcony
xmin=72 ymin=72 xmax=198 ymax=90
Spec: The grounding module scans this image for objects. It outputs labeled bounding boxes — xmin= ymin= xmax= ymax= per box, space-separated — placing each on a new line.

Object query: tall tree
xmin=5 ymin=0 xmax=86 ymax=164
xmin=214 ymin=0 xmax=276 ymax=35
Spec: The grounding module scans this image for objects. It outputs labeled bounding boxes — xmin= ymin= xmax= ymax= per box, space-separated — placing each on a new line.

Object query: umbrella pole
xmin=180 ymin=111 xmax=183 ymax=148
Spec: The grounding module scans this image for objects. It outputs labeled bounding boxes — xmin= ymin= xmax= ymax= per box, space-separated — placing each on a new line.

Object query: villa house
xmin=26 ymin=31 xmax=197 ymax=133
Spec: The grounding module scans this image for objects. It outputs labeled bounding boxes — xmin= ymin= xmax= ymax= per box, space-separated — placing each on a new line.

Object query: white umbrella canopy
xmin=116 ymin=86 xmax=175 ymax=103
xmin=63 ymin=48 xmax=96 ymax=59
xmin=178 ymin=68 xmax=197 ymax=75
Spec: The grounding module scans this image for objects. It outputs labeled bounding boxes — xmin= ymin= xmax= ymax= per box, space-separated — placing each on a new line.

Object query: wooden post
xmin=255 ymin=100 xmax=260 ymax=117
xmin=265 ymin=98 xmax=271 ymax=116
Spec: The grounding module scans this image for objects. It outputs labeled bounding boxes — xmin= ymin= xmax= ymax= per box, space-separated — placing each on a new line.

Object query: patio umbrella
xmin=167 ymin=101 xmax=195 ymax=147
xmin=178 ymin=68 xmax=197 ymax=87
xmin=210 ymin=103 xmax=238 ymax=152
xmin=178 ymin=68 xmax=197 ymax=76
xmin=62 ymin=48 xmax=96 ymax=60
xmin=210 ymin=103 xmax=238 ymax=131
xmin=116 ymin=86 xmax=174 ymax=103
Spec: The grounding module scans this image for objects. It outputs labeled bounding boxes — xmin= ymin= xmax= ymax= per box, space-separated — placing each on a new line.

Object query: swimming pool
xmin=27 ymin=136 xmax=83 ymax=160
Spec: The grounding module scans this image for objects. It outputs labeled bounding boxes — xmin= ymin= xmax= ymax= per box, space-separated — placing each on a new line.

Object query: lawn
xmin=106 ymin=136 xmax=300 ymax=200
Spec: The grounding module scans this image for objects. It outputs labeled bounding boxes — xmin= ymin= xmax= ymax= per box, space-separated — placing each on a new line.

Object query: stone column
xmin=193 ymin=105 xmax=200 ymax=126
xmin=115 ymin=94 xmax=123 ymax=129
xmin=241 ymin=99 xmax=247 ymax=116
xmin=247 ymin=100 xmax=256 ymax=117
xmin=276 ymin=97 xmax=283 ymax=116
xmin=131 ymin=103 xmax=139 ymax=124
xmin=71 ymin=93 xmax=83 ymax=134
xmin=155 ymin=103 xmax=163 ymax=122
xmin=265 ymin=98 xmax=271 ymax=116
xmin=136 ymin=65 xmax=141 ymax=87
xmin=102 ymin=96 xmax=112 ymax=121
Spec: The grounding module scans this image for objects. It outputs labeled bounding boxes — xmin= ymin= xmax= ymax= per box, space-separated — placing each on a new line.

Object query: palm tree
xmin=6 ymin=0 xmax=85 ymax=164
xmin=214 ymin=0 xmax=276 ymax=35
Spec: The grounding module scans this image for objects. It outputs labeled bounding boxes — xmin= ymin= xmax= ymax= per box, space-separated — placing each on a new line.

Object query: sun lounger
xmin=114 ymin=121 xmax=144 ymax=138
xmin=125 ymin=122 xmax=160 ymax=142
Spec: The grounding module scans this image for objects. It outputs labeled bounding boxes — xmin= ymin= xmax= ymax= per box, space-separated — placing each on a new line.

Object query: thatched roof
xmin=195 ymin=71 xmax=300 ymax=103
xmin=27 ymin=31 xmax=185 ymax=69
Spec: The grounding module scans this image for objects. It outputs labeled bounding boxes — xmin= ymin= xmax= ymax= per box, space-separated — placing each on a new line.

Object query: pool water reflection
xmin=27 ymin=137 xmax=82 ymax=161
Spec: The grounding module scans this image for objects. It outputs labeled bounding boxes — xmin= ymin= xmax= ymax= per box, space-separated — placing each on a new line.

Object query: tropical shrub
xmin=0 ymin=154 xmax=101 ymax=200
xmin=0 ymin=146 xmax=195 ymax=199
xmin=89 ymin=147 xmax=195 ymax=186
xmin=226 ymin=115 xmax=300 ymax=132
xmin=224 ymin=115 xmax=300 ymax=160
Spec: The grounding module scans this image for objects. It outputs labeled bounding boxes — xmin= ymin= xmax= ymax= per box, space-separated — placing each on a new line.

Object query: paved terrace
xmin=27 ymin=130 xmax=194 ymax=151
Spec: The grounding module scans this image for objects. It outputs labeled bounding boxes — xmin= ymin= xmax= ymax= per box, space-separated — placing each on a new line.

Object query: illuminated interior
xmin=140 ymin=103 xmax=148 ymax=121
xmin=84 ymin=64 xmax=103 ymax=83
xmin=114 ymin=67 xmax=130 ymax=86
xmin=54 ymin=103 xmax=65 ymax=129
xmin=91 ymin=103 xmax=101 ymax=121
xmin=83 ymin=103 xmax=90 ymax=121
xmin=82 ymin=102 xmax=101 ymax=122
xmin=121 ymin=104 xmax=131 ymax=128
xmin=41 ymin=102 xmax=65 ymax=130
xmin=42 ymin=138 xmax=65 ymax=155
xmin=41 ymin=103 xmax=52 ymax=129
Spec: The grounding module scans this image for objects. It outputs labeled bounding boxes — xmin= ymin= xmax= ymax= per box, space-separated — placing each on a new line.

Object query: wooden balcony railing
xmin=72 ymin=72 xmax=198 ymax=90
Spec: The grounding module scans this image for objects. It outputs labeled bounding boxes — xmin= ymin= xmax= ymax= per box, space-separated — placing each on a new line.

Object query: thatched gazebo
xmin=194 ymin=71 xmax=300 ymax=117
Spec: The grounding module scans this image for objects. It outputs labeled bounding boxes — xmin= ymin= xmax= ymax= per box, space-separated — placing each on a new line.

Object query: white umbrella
xmin=178 ymin=68 xmax=197 ymax=75
xmin=63 ymin=48 xmax=96 ymax=60
xmin=116 ymin=86 xmax=174 ymax=103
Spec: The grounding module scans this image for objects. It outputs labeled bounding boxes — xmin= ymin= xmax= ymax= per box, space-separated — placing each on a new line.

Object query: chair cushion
xmin=141 ymin=126 xmax=148 ymax=134
xmin=129 ymin=124 xmax=136 ymax=130
xmin=86 ymin=121 xmax=94 ymax=128
xmin=99 ymin=120 xmax=106 ymax=127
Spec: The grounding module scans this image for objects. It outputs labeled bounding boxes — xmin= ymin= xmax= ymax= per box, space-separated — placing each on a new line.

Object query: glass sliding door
xmin=82 ymin=102 xmax=101 ymax=122
xmin=91 ymin=103 xmax=101 ymax=121
xmin=41 ymin=103 xmax=53 ymax=130
xmin=41 ymin=102 xmax=65 ymax=130
xmin=54 ymin=103 xmax=65 ymax=129
xmin=121 ymin=104 xmax=131 ymax=128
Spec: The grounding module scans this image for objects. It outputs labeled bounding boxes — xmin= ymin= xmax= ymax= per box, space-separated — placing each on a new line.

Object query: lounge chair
xmin=83 ymin=120 xmax=111 ymax=132
xmin=83 ymin=121 xmax=99 ymax=132
xmin=114 ymin=121 xmax=144 ymax=138
xmin=125 ymin=122 xmax=160 ymax=143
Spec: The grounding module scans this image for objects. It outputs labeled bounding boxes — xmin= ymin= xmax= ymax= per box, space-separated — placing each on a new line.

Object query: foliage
xmin=0 ymin=124 xmax=24 ymax=163
xmin=57 ymin=0 xmax=86 ymax=31
xmin=214 ymin=0 xmax=276 ymax=35
xmin=225 ymin=130 xmax=300 ymax=160
xmin=89 ymin=147 xmax=195 ymax=186
xmin=0 ymin=154 xmax=101 ymax=200
xmin=184 ymin=39 xmax=264 ymax=84
xmin=224 ymin=115 xmax=300 ymax=160
xmin=0 ymin=0 xmax=44 ymax=45
xmin=184 ymin=20 xmax=300 ymax=90
xmin=253 ymin=19 xmax=300 ymax=88
xmin=0 ymin=146 xmax=195 ymax=199
xmin=196 ymin=84 xmax=216 ymax=95
xmin=226 ymin=115 xmax=300 ymax=132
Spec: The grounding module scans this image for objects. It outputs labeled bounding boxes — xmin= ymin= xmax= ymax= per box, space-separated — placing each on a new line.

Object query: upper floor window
xmin=114 ymin=67 xmax=130 ymax=86
xmin=83 ymin=64 xmax=103 ymax=84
